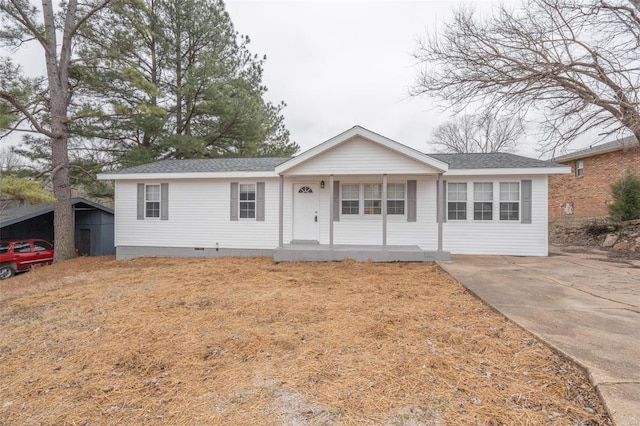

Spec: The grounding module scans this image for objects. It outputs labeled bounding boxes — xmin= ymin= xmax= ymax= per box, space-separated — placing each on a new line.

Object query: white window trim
xmin=145 ymin=184 xmax=161 ymax=219
xmin=239 ymin=183 xmax=257 ymax=220
xmin=386 ymin=183 xmax=406 ymax=216
xmin=447 ymin=182 xmax=468 ymax=221
xmin=576 ymin=160 xmax=584 ymax=177
xmin=340 ymin=183 xmax=407 ymax=219
xmin=473 ymin=182 xmax=494 ymax=222
xmin=499 ymin=181 xmax=520 ymax=221
xmin=363 ymin=183 xmax=382 ymax=216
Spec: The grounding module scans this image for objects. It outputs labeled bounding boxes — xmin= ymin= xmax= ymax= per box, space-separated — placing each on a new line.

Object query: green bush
xmin=608 ymin=169 xmax=640 ymax=222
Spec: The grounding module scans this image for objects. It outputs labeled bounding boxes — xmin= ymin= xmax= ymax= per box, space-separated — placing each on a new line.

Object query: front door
xmin=293 ymin=183 xmax=320 ymax=241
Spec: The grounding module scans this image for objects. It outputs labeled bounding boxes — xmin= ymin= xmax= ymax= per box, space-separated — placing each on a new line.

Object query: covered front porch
xmin=273 ymin=126 xmax=452 ymax=262
xmin=274 ymin=243 xmax=450 ymax=262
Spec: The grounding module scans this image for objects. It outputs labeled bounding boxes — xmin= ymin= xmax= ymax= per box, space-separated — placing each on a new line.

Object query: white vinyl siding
xmin=443 ymin=176 xmax=548 ymax=256
xmin=284 ymin=136 xmax=443 ymax=175
xmin=327 ymin=177 xmax=438 ymax=248
xmin=114 ymin=179 xmax=279 ymax=250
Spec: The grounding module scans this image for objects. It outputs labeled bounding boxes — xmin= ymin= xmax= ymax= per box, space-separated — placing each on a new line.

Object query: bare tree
xmin=412 ymin=0 xmax=640 ymax=156
xmin=0 ymin=0 xmax=111 ymax=261
xmin=0 ymin=146 xmax=24 ymax=173
xmin=429 ymin=111 xmax=523 ymax=153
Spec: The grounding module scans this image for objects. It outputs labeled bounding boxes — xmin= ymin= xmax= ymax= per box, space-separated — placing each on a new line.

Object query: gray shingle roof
xmin=106 ymin=152 xmax=562 ymax=176
xmin=552 ymin=136 xmax=638 ymax=162
xmin=109 ymin=157 xmax=292 ymax=174
xmin=429 ymin=152 xmax=563 ymax=169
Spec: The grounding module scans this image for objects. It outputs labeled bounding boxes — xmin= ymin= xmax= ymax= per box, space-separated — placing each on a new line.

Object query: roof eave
xmin=444 ymin=166 xmax=571 ymax=176
xmin=97 ymin=171 xmax=280 ymax=180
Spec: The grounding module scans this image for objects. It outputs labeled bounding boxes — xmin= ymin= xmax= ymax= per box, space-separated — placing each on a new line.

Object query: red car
xmin=0 ymin=239 xmax=55 ymax=279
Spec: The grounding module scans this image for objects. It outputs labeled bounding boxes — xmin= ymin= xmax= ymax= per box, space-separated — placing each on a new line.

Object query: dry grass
xmin=0 ymin=256 xmax=610 ymax=425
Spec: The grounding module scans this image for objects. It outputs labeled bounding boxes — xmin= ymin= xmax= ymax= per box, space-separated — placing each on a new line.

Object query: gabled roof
xmin=553 ymin=136 xmax=638 ymax=162
xmin=275 ymin=125 xmax=449 ymax=174
xmin=97 ymin=126 xmax=570 ymax=179
xmin=0 ymin=198 xmax=113 ymax=228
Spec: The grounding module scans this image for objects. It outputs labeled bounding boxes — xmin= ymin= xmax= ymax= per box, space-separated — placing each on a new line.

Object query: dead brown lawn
xmin=0 ymin=256 xmax=610 ymax=425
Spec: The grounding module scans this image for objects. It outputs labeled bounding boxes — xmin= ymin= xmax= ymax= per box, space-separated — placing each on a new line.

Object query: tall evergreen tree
xmin=75 ymin=0 xmax=298 ymax=165
xmin=1 ymin=0 xmax=113 ymax=262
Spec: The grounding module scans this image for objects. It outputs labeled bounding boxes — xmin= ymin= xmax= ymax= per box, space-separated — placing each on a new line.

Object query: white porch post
xmin=329 ymin=174 xmax=334 ymax=248
xmin=279 ymin=175 xmax=284 ymax=248
xmin=382 ymin=174 xmax=387 ymax=247
xmin=437 ymin=173 xmax=443 ymax=251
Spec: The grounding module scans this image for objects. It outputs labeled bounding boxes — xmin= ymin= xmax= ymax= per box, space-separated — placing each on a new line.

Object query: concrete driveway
xmin=439 ymin=245 xmax=640 ymax=426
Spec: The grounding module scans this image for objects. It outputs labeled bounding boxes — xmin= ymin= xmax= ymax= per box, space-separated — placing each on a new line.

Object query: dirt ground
xmin=0 ymin=256 xmax=611 ymax=425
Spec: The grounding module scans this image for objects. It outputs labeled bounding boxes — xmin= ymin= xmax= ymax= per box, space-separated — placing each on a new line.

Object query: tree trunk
xmin=42 ymin=0 xmax=76 ymax=262
xmin=50 ymin=113 xmax=75 ymax=262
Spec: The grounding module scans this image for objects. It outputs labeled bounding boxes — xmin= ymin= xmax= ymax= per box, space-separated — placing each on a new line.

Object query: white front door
xmin=293 ymin=183 xmax=320 ymax=241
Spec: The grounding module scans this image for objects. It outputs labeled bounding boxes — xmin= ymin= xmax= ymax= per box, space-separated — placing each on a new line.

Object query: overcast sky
xmin=3 ymin=0 xmax=567 ymax=158
xmin=225 ymin=0 xmax=518 ymax=155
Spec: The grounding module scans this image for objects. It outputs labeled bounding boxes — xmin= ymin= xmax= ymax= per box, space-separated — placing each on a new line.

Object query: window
xmin=341 ymin=184 xmax=360 ymax=215
xmin=145 ymin=184 xmax=160 ymax=218
xmin=474 ymin=182 xmax=493 ymax=221
xmin=364 ymin=184 xmax=382 ymax=215
xmin=447 ymin=183 xmax=467 ymax=220
xmin=576 ymin=160 xmax=584 ymax=177
xmin=239 ymin=183 xmax=256 ymax=219
xmin=34 ymin=241 xmax=53 ymax=251
xmin=14 ymin=242 xmax=32 ymax=253
xmin=298 ymin=186 xmax=313 ymax=193
xmin=500 ymin=182 xmax=520 ymax=221
xmin=387 ymin=183 xmax=405 ymax=215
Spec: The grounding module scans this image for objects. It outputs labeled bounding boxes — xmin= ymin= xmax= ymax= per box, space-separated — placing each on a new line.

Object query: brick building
xmin=548 ymin=136 xmax=640 ymax=221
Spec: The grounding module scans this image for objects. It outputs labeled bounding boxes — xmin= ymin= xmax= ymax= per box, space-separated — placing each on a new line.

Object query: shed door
xmin=293 ymin=184 xmax=320 ymax=241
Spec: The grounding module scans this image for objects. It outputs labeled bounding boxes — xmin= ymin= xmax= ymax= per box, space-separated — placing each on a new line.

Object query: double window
xmin=239 ymin=184 xmax=256 ymax=219
xmin=341 ymin=183 xmax=405 ymax=216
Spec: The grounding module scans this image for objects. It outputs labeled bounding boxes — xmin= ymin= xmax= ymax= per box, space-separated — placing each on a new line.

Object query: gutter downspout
xmin=437 ymin=173 xmax=443 ymax=251
xmin=329 ymin=175 xmax=334 ymax=248
xmin=382 ymin=174 xmax=387 ymax=248
xmin=279 ymin=175 xmax=284 ymax=248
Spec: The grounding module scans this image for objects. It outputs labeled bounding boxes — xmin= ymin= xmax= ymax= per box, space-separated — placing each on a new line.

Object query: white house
xmin=98 ymin=126 xmax=570 ymax=261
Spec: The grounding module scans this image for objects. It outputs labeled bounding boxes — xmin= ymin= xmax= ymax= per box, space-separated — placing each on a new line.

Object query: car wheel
xmin=0 ymin=265 xmax=16 ymax=280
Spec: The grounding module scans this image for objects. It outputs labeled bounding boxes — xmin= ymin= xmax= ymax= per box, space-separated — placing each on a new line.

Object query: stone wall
xmin=548 ymin=146 xmax=640 ymax=221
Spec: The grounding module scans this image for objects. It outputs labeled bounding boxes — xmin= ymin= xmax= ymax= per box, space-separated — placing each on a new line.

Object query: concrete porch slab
xmin=274 ymin=244 xmax=450 ymax=262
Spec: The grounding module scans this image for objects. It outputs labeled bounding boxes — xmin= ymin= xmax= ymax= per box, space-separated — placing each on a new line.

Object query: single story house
xmin=0 ymin=197 xmax=115 ymax=256
xmin=98 ymin=126 xmax=569 ymax=261
xmin=549 ymin=136 xmax=640 ymax=221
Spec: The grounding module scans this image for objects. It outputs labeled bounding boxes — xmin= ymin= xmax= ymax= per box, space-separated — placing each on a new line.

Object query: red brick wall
xmin=548 ymin=146 xmax=640 ymax=221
